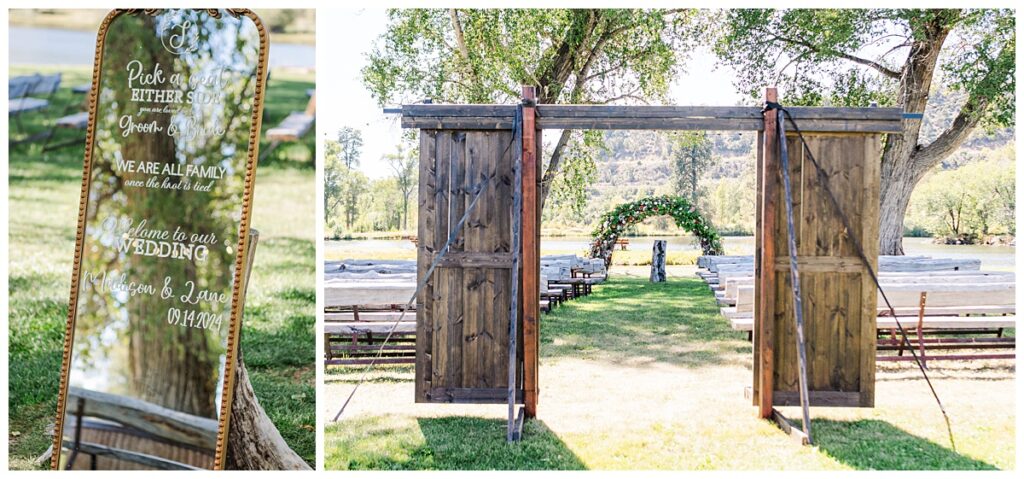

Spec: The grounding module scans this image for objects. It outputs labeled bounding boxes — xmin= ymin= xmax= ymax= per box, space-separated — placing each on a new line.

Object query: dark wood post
xmin=521 ymin=86 xmax=539 ymax=417
xmin=757 ymin=87 xmax=778 ymax=419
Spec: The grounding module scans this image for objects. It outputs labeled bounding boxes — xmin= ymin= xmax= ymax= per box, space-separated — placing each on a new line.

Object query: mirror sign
xmin=53 ymin=9 xmax=268 ymax=470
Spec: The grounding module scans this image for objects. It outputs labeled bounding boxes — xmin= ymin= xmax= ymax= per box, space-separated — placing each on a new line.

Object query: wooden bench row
xmin=697 ymin=255 xmax=1016 ymax=362
xmin=324 ymin=256 xmax=608 ymax=366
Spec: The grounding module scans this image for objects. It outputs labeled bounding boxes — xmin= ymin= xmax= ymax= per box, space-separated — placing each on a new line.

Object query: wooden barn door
xmin=755 ymin=129 xmax=881 ymax=409
xmin=415 ymin=129 xmax=524 ymax=404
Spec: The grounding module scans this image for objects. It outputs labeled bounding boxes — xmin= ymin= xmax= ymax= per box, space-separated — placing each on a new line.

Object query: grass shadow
xmin=810 ymin=418 xmax=998 ymax=470
xmin=326 ymin=414 xmax=586 ymax=470
xmin=417 ymin=417 xmax=587 ymax=470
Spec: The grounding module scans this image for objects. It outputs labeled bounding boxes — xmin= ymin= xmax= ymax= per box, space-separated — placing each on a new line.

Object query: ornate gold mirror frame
xmin=51 ymin=8 xmax=268 ymax=470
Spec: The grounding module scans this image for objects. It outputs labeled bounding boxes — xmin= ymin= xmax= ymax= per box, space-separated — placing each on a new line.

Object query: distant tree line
xmin=324 ymin=128 xmax=418 ymax=237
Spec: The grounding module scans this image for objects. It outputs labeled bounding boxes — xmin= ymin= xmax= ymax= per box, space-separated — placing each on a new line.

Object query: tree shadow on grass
xmin=541 ymin=276 xmax=750 ymax=369
xmin=326 ymin=415 xmax=586 ymax=470
xmin=810 ymin=419 xmax=998 ymax=470
xmin=416 ymin=417 xmax=586 ymax=470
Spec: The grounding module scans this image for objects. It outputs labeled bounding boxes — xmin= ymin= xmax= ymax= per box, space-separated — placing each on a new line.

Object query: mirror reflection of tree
xmin=72 ymin=10 xmax=258 ymax=420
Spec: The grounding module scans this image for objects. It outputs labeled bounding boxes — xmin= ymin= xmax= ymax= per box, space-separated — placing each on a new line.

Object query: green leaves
xmin=709 ymin=8 xmax=1014 ymax=124
xmin=907 ymin=155 xmax=1015 ymax=240
xmin=589 ymin=195 xmax=723 ymax=264
xmin=364 ymin=9 xmax=689 ymax=106
xmin=548 ymin=130 xmax=603 ymax=220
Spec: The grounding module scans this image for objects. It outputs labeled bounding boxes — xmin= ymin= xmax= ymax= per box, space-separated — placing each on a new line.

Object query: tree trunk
xmin=225 ymin=358 xmax=311 ymax=470
xmin=225 ymin=231 xmax=311 ymax=470
xmin=876 ymin=11 xmax=959 ymax=255
xmin=878 ymin=162 xmax=925 ymax=256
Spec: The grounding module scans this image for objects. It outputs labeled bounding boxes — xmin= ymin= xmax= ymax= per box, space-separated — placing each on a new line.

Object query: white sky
xmin=317 ymin=8 xmax=746 ymax=179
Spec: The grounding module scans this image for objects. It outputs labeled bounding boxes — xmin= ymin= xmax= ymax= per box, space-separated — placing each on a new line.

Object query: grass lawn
xmin=324 ymin=265 xmax=1015 ymax=470
xmin=7 ymin=65 xmax=316 ymax=469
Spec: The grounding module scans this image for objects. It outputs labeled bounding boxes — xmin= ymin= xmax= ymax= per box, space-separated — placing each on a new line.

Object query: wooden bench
xmin=10 ymin=73 xmax=62 ymax=145
xmin=325 ymin=256 xmax=575 ymax=364
xmin=615 ymin=238 xmax=629 ymax=250
xmin=324 ymin=261 xmax=417 ymax=366
xmin=60 ymin=387 xmax=216 ymax=470
xmin=717 ymin=270 xmax=1014 ymax=306
xmin=324 ymin=317 xmax=416 ymax=366
xmin=260 ymin=92 xmax=315 ymax=161
xmin=725 ymin=281 xmax=1015 ymax=362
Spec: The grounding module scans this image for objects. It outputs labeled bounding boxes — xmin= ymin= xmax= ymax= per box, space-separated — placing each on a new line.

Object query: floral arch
xmin=589 ymin=195 xmax=724 ymax=266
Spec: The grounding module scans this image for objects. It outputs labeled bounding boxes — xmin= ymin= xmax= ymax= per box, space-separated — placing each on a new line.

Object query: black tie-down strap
xmin=507 ymin=104 xmax=524 ymax=441
xmin=763 ymin=101 xmax=956 ymax=450
xmin=774 ymin=107 xmax=814 ymax=444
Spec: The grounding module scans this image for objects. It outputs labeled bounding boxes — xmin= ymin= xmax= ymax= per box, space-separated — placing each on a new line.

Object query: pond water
xmin=9 ymin=26 xmax=315 ymax=69
xmin=326 ymin=236 xmax=1016 ymax=271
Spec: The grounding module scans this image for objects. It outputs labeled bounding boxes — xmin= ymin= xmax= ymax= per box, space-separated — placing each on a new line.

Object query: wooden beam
xmin=427 ymin=387 xmax=525 ymax=403
xmin=772 ymin=390 xmax=864 ymax=408
xmin=752 ymin=129 xmax=764 ymax=406
xmin=71 ymin=441 xmax=203 ymax=470
xmin=521 ymin=86 xmax=539 ymax=418
xmin=399 ymin=104 xmax=904 ymax=132
xmin=757 ymin=88 xmax=778 ymax=419
xmin=66 ymin=387 xmax=218 ymax=451
xmin=770 ymin=408 xmax=810 ymax=446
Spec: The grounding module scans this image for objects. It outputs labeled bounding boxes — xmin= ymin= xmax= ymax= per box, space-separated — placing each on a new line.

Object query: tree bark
xmin=225 ymin=231 xmax=311 ymax=470
xmin=225 ymin=358 xmax=311 ymax=470
xmin=764 ymin=10 xmax=1007 ymax=255
xmin=877 ymin=11 xmax=956 ymax=255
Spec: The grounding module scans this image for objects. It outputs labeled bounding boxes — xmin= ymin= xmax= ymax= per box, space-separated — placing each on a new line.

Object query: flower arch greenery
xmin=589 ymin=195 xmax=724 ymax=266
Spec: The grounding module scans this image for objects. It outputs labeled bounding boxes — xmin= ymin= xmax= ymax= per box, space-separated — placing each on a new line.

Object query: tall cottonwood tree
xmin=324 ymin=127 xmax=368 ymax=230
xmin=385 ymin=142 xmax=418 ymax=231
xmin=709 ymin=9 xmax=1015 ymax=254
xmin=363 ymin=8 xmax=692 ymax=208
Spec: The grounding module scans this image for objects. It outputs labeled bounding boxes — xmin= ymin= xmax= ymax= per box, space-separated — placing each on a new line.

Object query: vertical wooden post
xmin=757 ymin=87 xmax=778 ymax=419
xmin=521 ymin=86 xmax=539 ymax=417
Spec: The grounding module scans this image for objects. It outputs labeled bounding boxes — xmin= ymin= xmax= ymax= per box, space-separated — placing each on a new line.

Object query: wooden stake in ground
xmin=650 ymin=240 xmax=667 ymax=283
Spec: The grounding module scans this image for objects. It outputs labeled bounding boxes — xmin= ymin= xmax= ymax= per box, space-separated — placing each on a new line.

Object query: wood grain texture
xmin=759 ymin=131 xmax=881 ymax=408
xmin=756 ymin=88 xmax=778 ymax=418
xmin=522 ymin=86 xmax=540 ymax=417
xmin=400 ymin=104 xmax=903 ymax=132
xmin=415 ymin=127 xmax=517 ymax=405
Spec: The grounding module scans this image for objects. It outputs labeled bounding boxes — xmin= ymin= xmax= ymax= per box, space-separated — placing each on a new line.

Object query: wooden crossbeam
xmin=400 ymin=104 xmax=904 ymax=132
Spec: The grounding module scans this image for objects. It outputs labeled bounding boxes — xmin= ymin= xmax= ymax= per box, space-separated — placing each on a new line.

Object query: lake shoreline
xmin=326 ymin=236 xmax=1015 ymax=271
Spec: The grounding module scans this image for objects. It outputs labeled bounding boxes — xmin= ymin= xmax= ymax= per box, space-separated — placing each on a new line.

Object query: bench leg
xmin=916 ymin=292 xmax=927 ymax=369
xmin=258 ymin=140 xmax=281 ymax=162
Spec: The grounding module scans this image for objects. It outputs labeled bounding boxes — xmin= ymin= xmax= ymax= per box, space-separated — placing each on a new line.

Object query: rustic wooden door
xmin=415 ymin=129 xmax=523 ymax=403
xmin=755 ymin=131 xmax=881 ymax=408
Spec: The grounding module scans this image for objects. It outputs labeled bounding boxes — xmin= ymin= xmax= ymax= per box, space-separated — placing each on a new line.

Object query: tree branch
xmin=768 ymin=32 xmax=902 ymax=79
xmin=913 ymin=93 xmax=989 ymax=168
xmin=449 ymin=9 xmax=471 ymax=62
xmin=540 ymin=129 xmax=574 ymax=207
